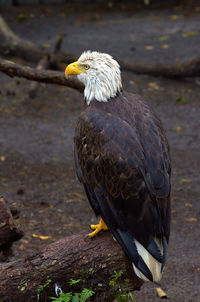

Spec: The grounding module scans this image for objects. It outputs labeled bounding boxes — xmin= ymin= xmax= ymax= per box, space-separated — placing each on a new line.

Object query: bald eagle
xmin=65 ymin=51 xmax=171 ymax=283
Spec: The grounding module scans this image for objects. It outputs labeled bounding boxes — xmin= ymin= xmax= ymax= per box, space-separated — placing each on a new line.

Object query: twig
xmin=53 ymin=33 xmax=64 ymax=54
xmin=29 ymin=33 xmax=64 ymax=98
xmin=29 ymin=55 xmax=50 ymax=98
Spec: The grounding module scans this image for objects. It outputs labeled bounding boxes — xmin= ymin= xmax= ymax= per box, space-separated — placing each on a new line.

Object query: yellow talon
xmin=89 ymin=218 xmax=108 ymax=238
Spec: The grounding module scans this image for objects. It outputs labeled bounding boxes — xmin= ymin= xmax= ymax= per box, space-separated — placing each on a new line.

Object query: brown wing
xmin=74 ymin=92 xmax=171 ymax=281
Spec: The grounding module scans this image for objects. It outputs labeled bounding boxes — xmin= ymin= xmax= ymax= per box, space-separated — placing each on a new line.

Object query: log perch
xmin=0 ymin=196 xmax=23 ymax=251
xmin=0 ymin=232 xmax=143 ymax=302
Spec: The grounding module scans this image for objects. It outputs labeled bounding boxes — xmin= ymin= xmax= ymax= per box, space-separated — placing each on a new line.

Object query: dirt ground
xmin=0 ymin=2 xmax=200 ymax=302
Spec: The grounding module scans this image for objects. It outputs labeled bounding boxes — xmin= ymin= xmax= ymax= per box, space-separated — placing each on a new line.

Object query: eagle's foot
xmin=89 ymin=218 xmax=108 ymax=238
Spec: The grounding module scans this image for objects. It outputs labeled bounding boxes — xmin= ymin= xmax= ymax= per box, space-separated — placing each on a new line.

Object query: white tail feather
xmin=133 ymin=239 xmax=163 ymax=283
xmin=132 ymin=262 xmax=150 ymax=282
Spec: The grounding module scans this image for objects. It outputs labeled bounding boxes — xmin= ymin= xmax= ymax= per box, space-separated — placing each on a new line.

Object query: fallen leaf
xmin=94 ymin=14 xmax=102 ymax=21
xmin=180 ymin=178 xmax=192 ymax=184
xmin=16 ymin=12 xmax=28 ymax=23
xmin=182 ymin=31 xmax=198 ymax=38
xmin=157 ymin=35 xmax=170 ymax=42
xmin=185 ymin=203 xmax=192 ymax=207
xmin=161 ymin=44 xmax=169 ymax=49
xmin=32 ymin=234 xmax=52 ymax=240
xmin=176 ymin=96 xmax=187 ymax=103
xmin=185 ymin=217 xmax=197 ymax=222
xmin=170 ymin=15 xmax=181 ymax=20
xmin=51 ymin=157 xmax=59 ymax=161
xmin=145 ymin=45 xmax=154 ymax=50
xmin=129 ymin=34 xmax=136 ymax=42
xmin=174 ymin=126 xmax=182 ymax=132
xmin=41 ymin=43 xmax=51 ymax=48
xmin=107 ymin=1 xmax=113 ymax=8
xmin=156 ymin=287 xmax=169 ymax=299
xmin=66 ymin=192 xmax=85 ymax=200
xmin=148 ymin=82 xmax=160 ymax=90
xmin=19 ymin=244 xmax=27 ymax=251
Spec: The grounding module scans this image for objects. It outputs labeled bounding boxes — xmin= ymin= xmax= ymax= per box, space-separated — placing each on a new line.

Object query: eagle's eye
xmin=84 ymin=64 xmax=90 ymax=70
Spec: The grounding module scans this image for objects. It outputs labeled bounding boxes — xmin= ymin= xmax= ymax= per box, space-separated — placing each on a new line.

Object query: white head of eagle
xmin=65 ymin=51 xmax=122 ymax=104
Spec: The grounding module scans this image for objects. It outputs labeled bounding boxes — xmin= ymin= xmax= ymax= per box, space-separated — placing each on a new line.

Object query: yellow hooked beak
xmin=65 ymin=61 xmax=84 ymax=77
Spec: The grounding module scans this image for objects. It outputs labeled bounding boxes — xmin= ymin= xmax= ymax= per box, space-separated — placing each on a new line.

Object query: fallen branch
xmin=0 ymin=58 xmax=84 ymax=93
xmin=1 ymin=15 xmax=200 ymax=78
xmin=0 ymin=232 xmax=143 ymax=302
xmin=0 ymin=15 xmax=46 ymax=63
xmin=0 ymin=15 xmax=74 ymax=65
xmin=118 ymin=58 xmax=200 ymax=78
xmin=0 ymin=196 xmax=23 ymax=251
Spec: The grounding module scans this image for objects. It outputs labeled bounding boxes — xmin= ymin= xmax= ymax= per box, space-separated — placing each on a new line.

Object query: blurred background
xmin=0 ymin=1 xmax=199 ymax=301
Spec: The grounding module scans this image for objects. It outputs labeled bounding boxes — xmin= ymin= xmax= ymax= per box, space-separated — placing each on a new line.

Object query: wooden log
xmin=0 ymin=232 xmax=143 ymax=302
xmin=0 ymin=58 xmax=84 ymax=93
xmin=0 ymin=196 xmax=23 ymax=251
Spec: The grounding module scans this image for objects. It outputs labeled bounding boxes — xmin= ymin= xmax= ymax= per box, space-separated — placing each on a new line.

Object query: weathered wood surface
xmin=0 ymin=58 xmax=84 ymax=93
xmin=0 ymin=196 xmax=23 ymax=251
xmin=0 ymin=232 xmax=143 ymax=302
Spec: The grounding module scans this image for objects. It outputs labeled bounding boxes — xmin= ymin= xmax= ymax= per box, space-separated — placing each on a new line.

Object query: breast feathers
xmin=74 ymin=91 xmax=171 ymax=283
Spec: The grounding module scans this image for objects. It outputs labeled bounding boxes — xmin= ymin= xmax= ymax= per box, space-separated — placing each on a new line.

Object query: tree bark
xmin=118 ymin=57 xmax=200 ymax=78
xmin=0 ymin=58 xmax=84 ymax=93
xmin=0 ymin=232 xmax=143 ymax=302
xmin=0 ymin=196 xmax=23 ymax=251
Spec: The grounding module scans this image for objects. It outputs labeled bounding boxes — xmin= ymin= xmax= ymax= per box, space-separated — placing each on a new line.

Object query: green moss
xmin=77 ymin=267 xmax=95 ymax=280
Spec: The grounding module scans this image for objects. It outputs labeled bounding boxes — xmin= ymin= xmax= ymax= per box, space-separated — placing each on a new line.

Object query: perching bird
xmin=65 ymin=51 xmax=171 ymax=283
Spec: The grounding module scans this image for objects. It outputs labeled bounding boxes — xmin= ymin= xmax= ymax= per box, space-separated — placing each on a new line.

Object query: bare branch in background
xmin=0 ymin=58 xmax=84 ymax=93
xmin=0 ymin=15 xmax=46 ymax=63
xmin=1 ymin=15 xmax=200 ymax=79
